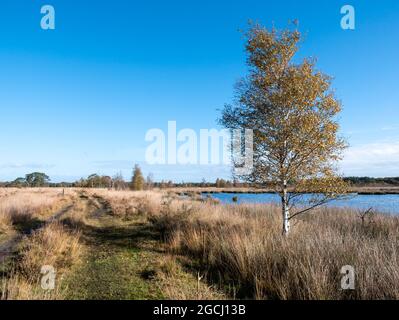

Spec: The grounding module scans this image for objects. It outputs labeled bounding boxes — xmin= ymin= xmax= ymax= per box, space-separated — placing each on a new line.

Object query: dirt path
xmin=64 ymin=192 xmax=225 ymax=300
xmin=64 ymin=192 xmax=165 ymax=299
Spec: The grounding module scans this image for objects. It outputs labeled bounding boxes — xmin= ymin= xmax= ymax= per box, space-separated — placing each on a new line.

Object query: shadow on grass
xmin=12 ymin=217 xmax=44 ymax=235
xmin=60 ymin=216 xmax=164 ymax=254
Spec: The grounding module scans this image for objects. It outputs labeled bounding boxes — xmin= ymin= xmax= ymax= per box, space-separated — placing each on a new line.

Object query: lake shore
xmin=172 ymin=186 xmax=399 ymax=195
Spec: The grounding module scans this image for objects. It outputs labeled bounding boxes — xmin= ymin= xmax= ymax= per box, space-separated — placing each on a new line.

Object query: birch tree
xmin=220 ymin=24 xmax=348 ymax=235
xmin=131 ymin=164 xmax=145 ymax=191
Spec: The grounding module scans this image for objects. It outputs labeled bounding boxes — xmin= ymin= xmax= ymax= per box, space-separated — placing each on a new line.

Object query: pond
xmin=202 ymin=192 xmax=399 ymax=215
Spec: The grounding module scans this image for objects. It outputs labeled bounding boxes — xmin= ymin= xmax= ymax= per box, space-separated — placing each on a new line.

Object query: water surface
xmin=203 ymin=192 xmax=399 ymax=214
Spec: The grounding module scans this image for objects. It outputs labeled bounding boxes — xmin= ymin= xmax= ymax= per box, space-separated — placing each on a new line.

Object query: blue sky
xmin=0 ymin=0 xmax=398 ymax=182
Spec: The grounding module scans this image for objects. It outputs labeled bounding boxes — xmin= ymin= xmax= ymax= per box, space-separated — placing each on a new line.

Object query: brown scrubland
xmin=1 ymin=188 xmax=398 ymax=300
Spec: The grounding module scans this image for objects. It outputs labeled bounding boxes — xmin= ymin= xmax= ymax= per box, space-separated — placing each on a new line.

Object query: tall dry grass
xmin=0 ymin=188 xmax=65 ymax=234
xmin=1 ymin=221 xmax=82 ymax=300
xmin=0 ymin=188 xmax=18 ymax=199
xmin=86 ymin=189 xmax=164 ymax=218
xmin=149 ymin=199 xmax=399 ymax=300
xmin=3 ymin=188 xmax=397 ymax=300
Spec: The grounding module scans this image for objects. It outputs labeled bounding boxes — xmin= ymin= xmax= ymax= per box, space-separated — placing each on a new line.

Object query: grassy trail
xmin=64 ymin=192 xmax=226 ymax=300
xmin=64 ymin=193 xmax=166 ymax=299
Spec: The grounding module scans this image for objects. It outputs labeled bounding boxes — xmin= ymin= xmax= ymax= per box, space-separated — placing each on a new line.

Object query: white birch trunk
xmin=282 ymin=180 xmax=290 ymax=235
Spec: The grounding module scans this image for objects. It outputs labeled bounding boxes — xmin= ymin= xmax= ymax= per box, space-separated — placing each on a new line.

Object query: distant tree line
xmin=74 ymin=165 xmax=155 ymax=191
xmin=344 ymin=177 xmax=399 ymax=186
xmin=1 ymin=165 xmax=154 ymax=191
xmin=5 ymin=172 xmax=51 ymax=187
xmin=2 ymin=169 xmax=399 ymax=189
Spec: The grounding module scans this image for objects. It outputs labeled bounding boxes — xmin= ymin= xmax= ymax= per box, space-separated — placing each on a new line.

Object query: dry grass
xmin=155 ymin=255 xmax=226 ymax=300
xmin=0 ymin=188 xmax=18 ymax=199
xmin=149 ymin=198 xmax=399 ymax=300
xmin=86 ymin=189 xmax=164 ymax=218
xmin=0 ymin=188 xmax=65 ymax=234
xmin=1 ymin=221 xmax=82 ymax=300
xmin=0 ymin=188 xmax=82 ymax=300
xmin=3 ymin=188 xmax=398 ymax=300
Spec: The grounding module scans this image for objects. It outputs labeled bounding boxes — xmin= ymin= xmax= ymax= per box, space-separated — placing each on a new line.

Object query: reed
xmin=149 ymin=199 xmax=399 ymax=299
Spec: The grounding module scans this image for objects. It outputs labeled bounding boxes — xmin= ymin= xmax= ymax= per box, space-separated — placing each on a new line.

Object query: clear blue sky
xmin=0 ymin=0 xmax=398 ymax=182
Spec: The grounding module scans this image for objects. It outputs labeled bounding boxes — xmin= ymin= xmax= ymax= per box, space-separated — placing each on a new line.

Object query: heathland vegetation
xmin=1 ymin=188 xmax=399 ymax=300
